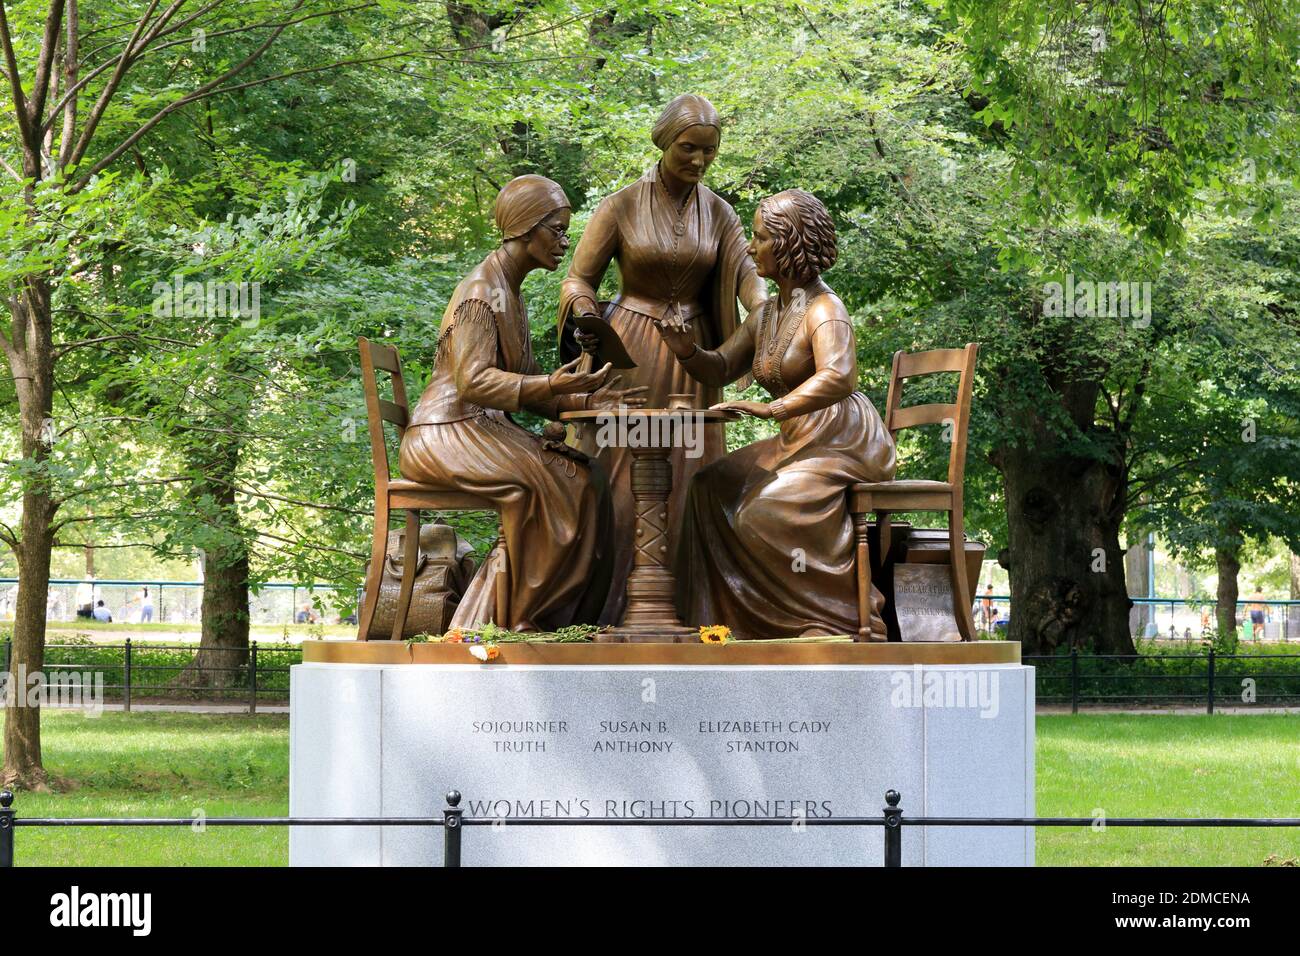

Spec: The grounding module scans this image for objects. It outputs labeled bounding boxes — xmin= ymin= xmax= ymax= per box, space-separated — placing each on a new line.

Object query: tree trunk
xmin=1124 ymin=532 xmax=1152 ymax=637
xmin=1290 ymin=553 xmax=1299 ymax=600
xmin=3 ymin=499 xmax=56 ymax=790
xmin=998 ymin=446 xmax=1136 ymax=654
xmin=176 ymin=440 xmax=250 ymax=689
xmin=1215 ymin=535 xmax=1241 ymax=645
xmin=177 ymin=542 xmax=250 ymax=690
xmin=2 ymin=278 xmax=56 ymax=790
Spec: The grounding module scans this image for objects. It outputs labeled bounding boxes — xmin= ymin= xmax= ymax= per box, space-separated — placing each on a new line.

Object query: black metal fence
xmin=1026 ymin=650 xmax=1300 ymax=713
xmin=1 ymin=640 xmax=299 ymax=712
xmin=4 ymin=789 xmax=1298 ymax=868
xmin=4 ymin=642 xmax=1300 ymax=713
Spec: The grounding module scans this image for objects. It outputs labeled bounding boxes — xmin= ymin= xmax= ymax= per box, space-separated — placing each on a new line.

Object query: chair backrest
xmin=882 ymin=343 xmax=979 ymax=486
xmin=358 ymin=337 xmax=410 ymax=491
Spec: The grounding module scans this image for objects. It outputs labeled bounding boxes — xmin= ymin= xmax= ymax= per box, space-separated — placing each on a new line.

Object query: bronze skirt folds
xmin=400 ymin=410 xmax=613 ymax=632
xmin=673 ymin=391 xmax=894 ymax=640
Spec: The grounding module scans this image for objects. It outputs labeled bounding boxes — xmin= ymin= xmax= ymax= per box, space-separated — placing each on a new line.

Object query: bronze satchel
xmin=366 ymin=521 xmax=477 ymax=639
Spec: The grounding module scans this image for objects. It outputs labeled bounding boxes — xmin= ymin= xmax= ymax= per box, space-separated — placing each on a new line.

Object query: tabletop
xmin=560 ymin=407 xmax=740 ymax=423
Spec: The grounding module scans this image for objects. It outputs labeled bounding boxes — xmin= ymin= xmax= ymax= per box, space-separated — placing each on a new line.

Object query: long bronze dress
xmin=400 ymin=249 xmax=612 ymax=631
xmin=558 ymin=164 xmax=767 ymax=623
xmin=673 ymin=290 xmax=896 ymax=639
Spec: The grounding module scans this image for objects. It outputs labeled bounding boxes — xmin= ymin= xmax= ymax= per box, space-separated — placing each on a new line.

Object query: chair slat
xmin=890 ymin=402 xmax=957 ymax=431
xmin=390 ymin=490 xmax=499 ymax=511
xmin=365 ymin=339 xmax=402 ymax=375
xmin=897 ymin=348 xmax=970 ymax=378
xmin=377 ymin=397 xmax=408 ymax=427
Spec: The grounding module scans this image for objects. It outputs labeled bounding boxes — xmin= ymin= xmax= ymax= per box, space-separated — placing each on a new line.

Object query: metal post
xmin=0 ymin=790 xmax=14 ymax=867
xmin=123 ymin=638 xmax=132 ymax=713
xmin=1207 ymin=647 xmax=1215 ymax=715
xmin=444 ymin=790 xmax=463 ymax=867
xmin=249 ymin=641 xmax=258 ymax=715
xmin=1070 ymin=648 xmax=1079 ymax=714
xmin=882 ymin=790 xmax=902 ymax=867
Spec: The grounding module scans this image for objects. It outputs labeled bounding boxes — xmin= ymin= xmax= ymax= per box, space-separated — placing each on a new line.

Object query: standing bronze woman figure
xmin=558 ymin=94 xmax=767 ymax=622
xmin=400 ymin=175 xmax=641 ymax=631
xmin=655 ymin=189 xmax=896 ymax=639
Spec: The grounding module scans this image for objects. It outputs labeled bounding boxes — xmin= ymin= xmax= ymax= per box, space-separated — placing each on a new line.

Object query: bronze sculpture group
xmin=383 ymin=94 xmax=973 ymax=643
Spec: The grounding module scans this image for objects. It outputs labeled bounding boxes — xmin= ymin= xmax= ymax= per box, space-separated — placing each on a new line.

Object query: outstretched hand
xmin=549 ymin=356 xmax=612 ymax=395
xmin=710 ymin=400 xmax=773 ymax=419
xmin=589 ymin=378 xmax=649 ymax=411
xmin=652 ymin=312 xmax=696 ymax=359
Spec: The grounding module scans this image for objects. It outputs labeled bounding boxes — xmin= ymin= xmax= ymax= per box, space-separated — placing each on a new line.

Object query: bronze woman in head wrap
xmin=558 ymin=93 xmax=768 ymax=624
xmin=400 ymin=175 xmax=644 ymax=631
xmin=655 ymin=189 xmax=897 ymax=639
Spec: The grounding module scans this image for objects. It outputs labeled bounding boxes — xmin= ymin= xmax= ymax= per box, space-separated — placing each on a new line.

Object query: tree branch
xmin=26 ymin=0 xmax=67 ymax=130
xmin=0 ymin=0 xmax=32 ymax=147
xmin=235 ymin=485 xmax=369 ymax=517
xmin=58 ymin=0 xmax=77 ymax=170
xmin=51 ymin=510 xmax=177 ymax=530
xmin=65 ymin=0 xmax=163 ymax=168
xmin=56 ymin=475 xmax=189 ymax=505
xmin=255 ymin=530 xmax=365 ymax=559
xmin=73 ymin=0 xmax=310 ymax=188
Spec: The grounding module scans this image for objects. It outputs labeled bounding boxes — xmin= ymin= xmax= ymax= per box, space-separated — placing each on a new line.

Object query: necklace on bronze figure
xmin=657 ymin=168 xmax=695 ymax=322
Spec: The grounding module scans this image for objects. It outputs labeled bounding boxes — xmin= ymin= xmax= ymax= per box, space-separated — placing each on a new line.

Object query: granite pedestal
xmin=289 ymin=642 xmax=1034 ymax=866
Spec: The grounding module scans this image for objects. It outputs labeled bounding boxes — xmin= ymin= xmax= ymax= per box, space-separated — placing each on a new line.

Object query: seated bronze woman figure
xmin=400 ymin=175 xmax=643 ymax=631
xmin=654 ymin=189 xmax=897 ymax=639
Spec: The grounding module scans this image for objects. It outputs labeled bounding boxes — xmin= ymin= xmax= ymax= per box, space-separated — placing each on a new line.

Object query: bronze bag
xmin=366 ymin=521 xmax=476 ymax=639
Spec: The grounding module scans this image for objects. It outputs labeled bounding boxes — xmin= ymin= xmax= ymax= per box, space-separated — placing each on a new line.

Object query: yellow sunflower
xmin=699 ymin=625 xmax=731 ymax=644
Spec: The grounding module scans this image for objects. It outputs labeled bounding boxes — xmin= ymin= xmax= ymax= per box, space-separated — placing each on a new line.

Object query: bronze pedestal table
xmin=561 ymin=407 xmax=738 ymax=642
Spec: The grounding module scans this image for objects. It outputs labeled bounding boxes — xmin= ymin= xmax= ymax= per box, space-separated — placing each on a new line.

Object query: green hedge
xmin=1028 ymin=643 xmax=1300 ymax=705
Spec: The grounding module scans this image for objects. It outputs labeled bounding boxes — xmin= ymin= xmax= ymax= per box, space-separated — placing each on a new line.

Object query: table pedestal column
xmin=599 ymin=445 xmax=696 ymax=643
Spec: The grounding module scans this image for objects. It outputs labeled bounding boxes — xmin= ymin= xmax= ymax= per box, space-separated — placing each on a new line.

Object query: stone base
xmin=290 ymin=649 xmax=1034 ymax=866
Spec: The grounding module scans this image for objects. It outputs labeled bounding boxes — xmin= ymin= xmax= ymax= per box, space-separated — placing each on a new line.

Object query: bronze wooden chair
xmin=356 ymin=337 xmax=507 ymax=641
xmin=851 ymin=343 xmax=979 ymax=642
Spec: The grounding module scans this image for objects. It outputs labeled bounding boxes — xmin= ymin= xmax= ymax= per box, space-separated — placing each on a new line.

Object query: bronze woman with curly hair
xmin=654 ymin=189 xmax=897 ymax=639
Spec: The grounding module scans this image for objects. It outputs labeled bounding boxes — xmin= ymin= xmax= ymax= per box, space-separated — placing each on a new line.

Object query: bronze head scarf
xmin=651 ymin=94 xmax=721 ymax=151
xmin=494 ymin=175 xmax=570 ymax=241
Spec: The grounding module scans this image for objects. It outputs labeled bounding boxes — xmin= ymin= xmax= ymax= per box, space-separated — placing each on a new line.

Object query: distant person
xmin=980 ymin=584 xmax=995 ymax=630
xmin=1248 ymin=593 xmax=1267 ymax=640
xmin=296 ymin=602 xmax=316 ymax=625
xmin=139 ymin=586 xmax=154 ymax=623
xmin=92 ymin=599 xmax=112 ymax=623
xmin=75 ymin=577 xmax=95 ymax=619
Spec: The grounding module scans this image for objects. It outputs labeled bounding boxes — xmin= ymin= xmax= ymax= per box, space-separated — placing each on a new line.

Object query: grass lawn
xmin=2 ymin=712 xmax=288 ymax=866
xmin=2 ymin=711 xmax=1297 ymax=865
xmin=1037 ymin=714 xmax=1300 ymax=866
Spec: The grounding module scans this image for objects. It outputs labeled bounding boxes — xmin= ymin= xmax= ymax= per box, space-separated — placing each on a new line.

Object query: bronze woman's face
xmin=749 ymin=208 xmax=779 ymax=280
xmin=526 ymin=207 xmax=572 ymax=271
xmin=661 ymin=124 xmax=720 ymax=186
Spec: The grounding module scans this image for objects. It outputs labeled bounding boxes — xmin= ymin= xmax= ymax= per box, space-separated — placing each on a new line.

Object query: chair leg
xmin=852 ymin=511 xmax=873 ymax=642
xmin=947 ymin=504 xmax=977 ymax=642
xmin=492 ymin=526 xmax=509 ymax=627
xmin=356 ymin=498 xmax=389 ymax=641
xmin=876 ymin=510 xmax=893 ymax=571
xmin=391 ymin=509 xmax=420 ymax=640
